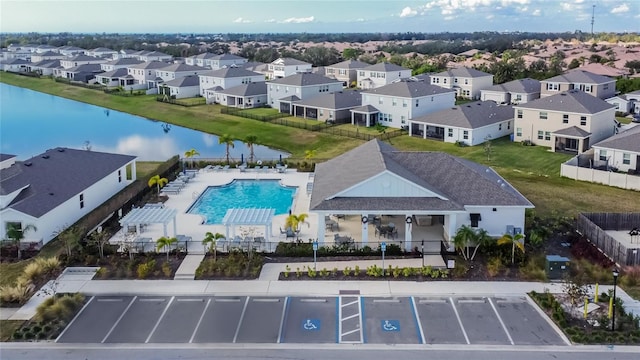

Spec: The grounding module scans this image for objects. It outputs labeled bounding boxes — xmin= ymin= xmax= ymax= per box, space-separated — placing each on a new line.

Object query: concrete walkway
xmin=174 ymin=254 xmax=205 ymax=280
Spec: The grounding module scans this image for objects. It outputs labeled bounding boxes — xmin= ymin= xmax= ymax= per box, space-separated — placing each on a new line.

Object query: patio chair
xmin=262 ymin=165 xmax=270 ymax=172
xmin=203 ymin=164 xmax=214 ymax=172
xmin=213 ymin=165 xmax=222 ymax=172
xmin=222 ymin=165 xmax=230 ymax=172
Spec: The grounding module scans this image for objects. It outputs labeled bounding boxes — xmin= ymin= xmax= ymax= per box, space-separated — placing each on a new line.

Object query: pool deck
xmin=109 ymin=167 xmax=316 ymax=253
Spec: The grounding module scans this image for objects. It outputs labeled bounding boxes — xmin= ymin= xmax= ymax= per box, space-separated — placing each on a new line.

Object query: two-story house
xmin=56 ymin=46 xmax=85 ymax=57
xmin=86 ymin=47 xmax=118 ymax=59
xmin=267 ymin=73 xmax=343 ymax=113
xmin=513 ymin=89 xmax=616 ymax=154
xmin=135 ymin=51 xmax=173 ymax=62
xmin=59 ymin=55 xmax=106 ymax=70
xmin=540 ymin=70 xmax=615 ymax=100
xmin=199 ymin=67 xmax=264 ymax=98
xmin=356 ymin=62 xmax=412 ymax=90
xmin=153 ymin=63 xmax=208 ymax=89
xmin=480 ymin=78 xmax=541 ymax=104
xmin=96 ymin=58 xmax=142 ymax=88
xmin=100 ymin=58 xmax=144 ymax=72
xmin=187 ymin=53 xmax=248 ymax=70
xmin=324 ymin=59 xmax=369 ymax=87
xmin=430 ymin=67 xmax=494 ymax=100
xmin=127 ymin=61 xmax=172 ymax=89
xmin=267 ymin=58 xmax=312 ymax=79
xmin=30 ymin=51 xmax=66 ymax=63
xmin=353 ymin=79 xmax=456 ymax=128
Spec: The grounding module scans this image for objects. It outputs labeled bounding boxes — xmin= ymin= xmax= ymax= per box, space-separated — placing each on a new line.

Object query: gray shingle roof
xmin=310 ymin=140 xmax=532 ymax=211
xmin=267 ymin=73 xmax=341 ymax=86
xmin=128 ymin=61 xmax=171 ymax=70
xmin=200 ymin=67 xmax=262 ymax=78
xmin=544 ymin=70 xmax=614 ymax=85
xmin=66 ymin=63 xmax=103 ymax=73
xmin=158 ymin=63 xmax=207 ymax=73
xmin=351 ymin=104 xmax=380 ymax=113
xmin=105 ymin=58 xmax=144 ymax=66
xmin=272 ymin=57 xmax=310 ymax=66
xmin=216 ymin=82 xmax=267 ymax=97
xmin=410 ymin=101 xmax=514 ymax=129
xmin=0 ymin=154 xmax=16 ymax=162
xmin=327 ymin=59 xmax=369 ymax=70
xmin=293 ymin=90 xmax=362 ymax=110
xmin=279 ymin=95 xmax=301 ymax=102
xmin=514 ymin=89 xmax=615 ymax=114
xmin=481 ymin=78 xmax=541 ymax=94
xmin=434 ymin=67 xmax=493 ymax=78
xmin=1 ymin=58 xmax=30 ymax=65
xmin=36 ymin=51 xmax=61 ymax=57
xmin=97 ymin=68 xmax=129 ymax=78
xmin=163 ymin=75 xmax=200 ymax=87
xmin=362 ymin=62 xmax=409 ymax=72
xmin=68 ymin=54 xmax=104 ymax=62
xmin=211 ymin=53 xmax=246 ymax=61
xmin=0 ymin=148 xmax=136 ymax=217
xmin=362 ymin=80 xmax=455 ymax=98
xmin=90 ymin=47 xmax=115 ymax=53
xmin=592 ymin=125 xmax=640 ymax=153
xmin=552 ymin=126 xmax=592 ymax=138
xmin=31 ymin=60 xmax=60 ymax=68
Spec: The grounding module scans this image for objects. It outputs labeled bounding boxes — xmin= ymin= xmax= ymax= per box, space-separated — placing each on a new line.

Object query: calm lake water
xmin=0 ymin=83 xmax=288 ymax=161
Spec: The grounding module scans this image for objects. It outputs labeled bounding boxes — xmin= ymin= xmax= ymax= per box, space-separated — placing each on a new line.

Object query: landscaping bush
xmin=136 ymin=259 xmax=156 ymax=279
xmin=0 ymin=280 xmax=35 ymax=304
xmin=21 ymin=261 xmax=45 ymax=283
xmin=35 ymin=257 xmax=61 ymax=277
xmin=486 ymin=257 xmax=504 ymax=277
xmin=35 ymin=293 xmax=85 ymax=324
xmin=519 ymin=254 xmax=547 ymax=281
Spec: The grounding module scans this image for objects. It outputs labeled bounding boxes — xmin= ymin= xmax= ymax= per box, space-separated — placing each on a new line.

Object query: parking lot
xmin=57 ymin=295 xmax=567 ymax=345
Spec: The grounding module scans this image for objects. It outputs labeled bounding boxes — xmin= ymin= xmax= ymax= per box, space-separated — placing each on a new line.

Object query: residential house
xmin=540 ymin=70 xmax=615 ymax=99
xmin=356 ymin=62 xmax=412 ymax=90
xmin=56 ymin=46 xmax=85 ymax=56
xmin=158 ymin=75 xmax=201 ymax=99
xmin=136 ymin=51 xmax=173 ymax=62
xmin=28 ymin=60 xmax=61 ymax=76
xmin=291 ymin=90 xmax=362 ymax=122
xmin=100 ymin=58 xmax=144 ymax=72
xmin=480 ymin=78 xmax=541 ymax=104
xmin=353 ymin=80 xmax=456 ymax=128
xmin=310 ymin=139 xmax=534 ymax=251
xmin=95 ymin=68 xmax=135 ymax=88
xmin=186 ymin=53 xmax=248 ymax=69
xmin=591 ymin=125 xmax=640 ymax=173
xmin=86 ymin=47 xmax=118 ymax=58
xmin=127 ymin=61 xmax=171 ymax=89
xmin=1 ymin=47 xmax=31 ymax=61
xmin=34 ymin=44 xmax=57 ymax=53
xmin=185 ymin=52 xmax=217 ymax=67
xmin=0 ymin=58 xmax=30 ymax=73
xmin=0 ymin=148 xmax=136 ymax=246
xmin=241 ymin=61 xmax=269 ymax=77
xmin=266 ymin=73 xmax=343 ymax=113
xmin=60 ymin=64 xmax=104 ymax=82
xmin=154 ymin=63 xmax=208 ymax=84
xmin=267 ymin=57 xmax=312 ymax=79
xmin=606 ymin=90 xmax=640 ymax=115
xmin=198 ymin=67 xmax=264 ymax=98
xmin=409 ymin=101 xmax=514 ymax=145
xmin=324 ymin=59 xmax=369 ymax=87
xmin=210 ymin=82 xmax=267 ymax=108
xmin=430 ymin=67 xmax=494 ymax=99
xmin=59 ymin=55 xmax=106 ymax=70
xmin=114 ymin=49 xmax=138 ymax=59
xmin=513 ymin=89 xmax=616 ymax=154
xmin=30 ymin=51 xmax=65 ymax=63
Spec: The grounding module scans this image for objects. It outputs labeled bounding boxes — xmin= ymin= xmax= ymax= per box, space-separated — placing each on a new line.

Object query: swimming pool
xmin=187 ymin=180 xmax=297 ymax=224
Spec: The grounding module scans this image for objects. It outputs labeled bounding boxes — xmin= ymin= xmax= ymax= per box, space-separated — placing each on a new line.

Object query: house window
xmin=517 ymin=110 xmax=522 ymax=119
xmin=379 ymin=97 xmax=383 ymax=105
xmin=443 ymin=78 xmax=447 ymax=84
xmin=507 ymin=121 xmax=511 ymax=130
xmin=499 ymin=123 xmax=502 ymax=131
xmin=464 ymin=79 xmax=469 ymax=85
xmin=470 ymin=213 xmax=481 ymax=228
xmin=539 ymin=112 xmax=547 ymax=120
xmin=79 ymin=194 xmax=84 ymax=209
xmin=604 ymin=84 xmax=609 ymax=90
xmin=516 ymin=128 xmax=522 ymax=137
xmin=415 ymin=99 xmax=419 ymax=107
xmin=599 ymin=150 xmax=608 ymax=161
xmin=563 ymin=114 xmax=569 ymax=124
xmin=580 ymin=116 xmax=587 ymax=126
xmin=392 ymin=98 xmax=397 ymax=106
xmin=448 ymin=128 xmax=453 ymax=137
xmin=537 ymin=130 xmax=544 ymax=140
xmin=400 ymin=116 xmax=406 ymax=124
xmin=118 ymin=170 xmax=122 ymax=183
xmin=623 ymin=153 xmax=631 ymax=165
xmin=454 ymin=78 xmax=458 ymax=83
xmin=5 ymin=222 xmax=22 ymax=235
xmin=547 ymin=83 xmax=559 ymax=91
xmin=463 ymin=130 xmax=468 ymax=140
xmin=515 ymin=94 xmax=522 ymax=102
xmin=403 ymin=99 xmax=407 ymax=107
xmin=319 ymin=109 xmax=324 ymax=116
xmin=545 ymin=131 xmax=551 ymax=141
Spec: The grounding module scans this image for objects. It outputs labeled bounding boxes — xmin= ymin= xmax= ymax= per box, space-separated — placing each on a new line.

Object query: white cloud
xmin=425 ymin=0 xmax=531 ymax=16
xmin=232 ymin=17 xmax=252 ymax=23
xmin=264 ymin=19 xmax=276 ymax=23
xmin=532 ymin=9 xmax=541 ymax=16
xmin=280 ymin=16 xmax=315 ymax=24
xmin=95 ymin=135 xmax=179 ymax=161
xmin=399 ymin=6 xmax=417 ymax=17
xmin=611 ymin=4 xmax=629 ymax=14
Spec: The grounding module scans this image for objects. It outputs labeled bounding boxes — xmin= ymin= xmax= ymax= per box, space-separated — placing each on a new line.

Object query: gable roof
xmin=200 ymin=67 xmax=262 ymax=79
xmin=362 ymin=80 xmax=455 ymax=98
xmin=67 ymin=54 xmax=104 ymax=62
xmin=327 ymin=59 xmax=369 ymax=70
xmin=362 ymin=62 xmax=410 ymax=72
xmin=514 ymin=89 xmax=615 ymax=114
xmin=310 ymin=140 xmax=532 ymax=211
xmin=210 ymin=53 xmax=246 ymax=61
xmin=128 ymin=61 xmax=171 ymax=70
xmin=89 ymin=47 xmax=115 ymax=53
xmin=411 ymin=101 xmax=514 ymax=129
xmin=31 ymin=60 xmax=61 ymax=68
xmin=65 ymin=63 xmax=103 ymax=73
xmin=104 ymin=58 xmax=144 ymax=66
xmin=158 ymin=63 xmax=207 ymax=73
xmin=35 ymin=51 xmax=61 ymax=57
xmin=552 ymin=126 xmax=592 ymax=138
xmin=293 ymin=90 xmax=362 ymax=110
xmin=543 ymin=69 xmax=614 ymax=85
xmin=267 ymin=72 xmax=341 ymax=86
xmin=0 ymin=148 xmax=136 ymax=217
xmin=162 ymin=75 xmax=200 ymax=87
xmin=1 ymin=58 xmax=30 ymax=65
xmin=96 ymin=68 xmax=129 ymax=78
xmin=434 ymin=67 xmax=493 ymax=78
xmin=271 ymin=57 xmax=311 ymax=66
xmin=215 ymin=82 xmax=267 ymax=97
xmin=592 ymin=125 xmax=640 ymax=153
xmin=481 ymin=78 xmax=541 ymax=94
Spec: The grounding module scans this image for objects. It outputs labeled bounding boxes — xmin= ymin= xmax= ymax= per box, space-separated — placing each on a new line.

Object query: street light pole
xmin=612 ymin=268 xmax=619 ymax=332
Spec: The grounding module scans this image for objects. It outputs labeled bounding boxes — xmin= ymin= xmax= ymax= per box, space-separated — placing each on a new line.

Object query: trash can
xmin=545 ymin=255 xmax=570 ymax=280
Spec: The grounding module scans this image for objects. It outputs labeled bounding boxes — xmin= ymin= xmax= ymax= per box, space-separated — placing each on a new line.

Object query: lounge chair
xmin=203 ymin=164 xmax=214 ymax=172
xmin=212 ymin=165 xmax=222 ymax=172
xmin=222 ymin=165 xmax=230 ymax=172
xmin=262 ymin=165 xmax=270 ymax=172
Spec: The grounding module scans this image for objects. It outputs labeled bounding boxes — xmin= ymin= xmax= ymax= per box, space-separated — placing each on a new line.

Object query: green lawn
xmin=238 ymin=107 xmax=280 ymax=116
xmin=617 ymin=116 xmax=632 ymax=124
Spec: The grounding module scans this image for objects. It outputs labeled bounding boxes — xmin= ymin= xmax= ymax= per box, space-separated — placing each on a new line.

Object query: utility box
xmin=546 ymin=255 xmax=570 ymax=280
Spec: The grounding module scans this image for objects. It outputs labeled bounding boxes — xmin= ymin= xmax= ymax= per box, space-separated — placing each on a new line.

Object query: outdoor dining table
xmin=325 ymin=219 xmax=339 ymax=231
xmin=335 ymin=235 xmax=354 ymax=246
xmin=376 ymin=225 xmax=396 ymax=239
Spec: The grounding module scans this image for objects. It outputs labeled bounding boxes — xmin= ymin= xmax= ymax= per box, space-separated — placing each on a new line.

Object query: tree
xmin=244 ymin=135 xmax=258 ymax=163
xmin=183 ymin=148 xmax=200 ymax=169
xmin=342 ymin=48 xmax=363 ymax=60
xmin=5 ymin=223 xmax=37 ymax=259
xmin=453 ymin=225 xmax=476 ymax=261
xmin=148 ymin=175 xmax=168 ymax=195
xmin=202 ymin=232 xmax=225 ymax=262
xmin=470 ymin=228 xmax=494 ymax=261
xmin=285 ymin=213 xmax=309 ymax=232
xmin=57 ymin=225 xmax=85 ymax=258
xmin=483 ymin=135 xmax=493 ymax=161
xmin=497 ymin=233 xmax=525 ymax=265
xmin=156 ymin=236 xmax=178 ymax=261
xmin=88 ymin=230 xmax=109 ymax=259
xmin=218 ymin=134 xmax=235 ymax=164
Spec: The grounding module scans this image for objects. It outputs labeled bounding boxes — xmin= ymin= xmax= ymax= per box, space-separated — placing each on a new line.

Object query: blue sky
xmin=1 ymin=0 xmax=637 ymax=34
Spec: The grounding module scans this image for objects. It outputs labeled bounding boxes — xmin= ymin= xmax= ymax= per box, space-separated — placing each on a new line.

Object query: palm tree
xmin=156 ymin=236 xmax=178 ymax=261
xmin=244 ymin=135 xmax=257 ymax=163
xmin=498 ymin=233 xmax=525 ymax=265
xmin=452 ymin=225 xmax=476 ymax=261
xmin=218 ymin=134 xmax=235 ymax=164
xmin=184 ymin=148 xmax=200 ymax=169
xmin=148 ymin=175 xmax=168 ymax=195
xmin=304 ymin=149 xmax=316 ymax=160
xmin=470 ymin=228 xmax=494 ymax=261
xmin=285 ymin=213 xmax=309 ymax=232
xmin=5 ymin=223 xmax=37 ymax=259
xmin=202 ymin=232 xmax=225 ymax=262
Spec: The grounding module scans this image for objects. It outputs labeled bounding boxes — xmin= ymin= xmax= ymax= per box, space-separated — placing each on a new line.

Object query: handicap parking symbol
xmin=302 ymin=319 xmax=320 ymax=331
xmin=381 ymin=320 xmax=400 ymax=332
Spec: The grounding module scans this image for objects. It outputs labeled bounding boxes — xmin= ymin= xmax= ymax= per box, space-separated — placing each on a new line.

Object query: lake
xmin=0 ymin=83 xmax=288 ymax=161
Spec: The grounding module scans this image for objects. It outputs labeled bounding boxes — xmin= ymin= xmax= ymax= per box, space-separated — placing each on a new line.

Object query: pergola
xmin=222 ymin=208 xmax=275 ymax=241
xmin=119 ymin=207 xmax=178 ymax=237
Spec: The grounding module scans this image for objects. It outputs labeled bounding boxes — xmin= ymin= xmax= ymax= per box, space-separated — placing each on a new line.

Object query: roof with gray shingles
xmin=272 ymin=57 xmax=311 ymax=66
xmin=362 ymin=62 xmax=409 ymax=72
xmin=31 ymin=60 xmax=61 ymax=68
xmin=552 ymin=126 xmax=592 ymax=138
xmin=67 ymin=54 xmax=105 ymax=62
xmin=158 ymin=63 xmax=207 ymax=73
xmin=434 ymin=67 xmax=493 ymax=78
xmin=215 ymin=82 xmax=267 ymax=97
xmin=410 ymin=101 xmax=514 ymax=129
xmin=96 ymin=68 xmax=129 ymax=78
xmin=104 ymin=58 xmax=144 ymax=66
xmin=0 ymin=148 xmax=136 ymax=217
xmin=543 ymin=70 xmax=615 ymax=85
xmin=267 ymin=73 xmax=341 ymax=86
xmin=1 ymin=58 xmax=30 ymax=65
xmin=350 ymin=104 xmax=380 ymax=113
xmin=65 ymin=63 xmax=103 ymax=73
xmin=592 ymin=125 xmax=640 ymax=153
xmin=362 ymin=80 xmax=455 ymax=98
xmin=514 ymin=89 xmax=615 ymax=114
xmin=35 ymin=51 xmax=61 ymax=57
xmin=310 ymin=140 xmax=533 ymax=211
xmin=481 ymin=78 xmax=541 ymax=94
xmin=327 ymin=59 xmax=369 ymax=70
xmin=200 ymin=67 xmax=262 ymax=78
xmin=128 ymin=61 xmax=171 ymax=70
xmin=293 ymin=90 xmax=362 ymax=110
xmin=163 ymin=75 xmax=200 ymax=87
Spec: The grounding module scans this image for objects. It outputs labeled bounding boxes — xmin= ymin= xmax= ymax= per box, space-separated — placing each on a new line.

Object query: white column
xmin=317 ymin=213 xmax=326 ymax=245
xmin=408 ymin=122 xmax=412 ymax=136
xmin=173 ymin=218 xmax=177 ymax=236
xmin=163 ymin=223 xmax=168 ymax=237
xmin=351 ymin=112 xmax=354 ymax=125
xmin=404 ymin=215 xmax=413 ymax=252
xmin=225 ymin=225 xmax=230 ymax=240
xmin=361 ymin=214 xmax=368 ymax=245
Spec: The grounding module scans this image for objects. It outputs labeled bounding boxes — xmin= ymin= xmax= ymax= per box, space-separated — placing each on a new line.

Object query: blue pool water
xmin=188 ymin=180 xmax=297 ymax=224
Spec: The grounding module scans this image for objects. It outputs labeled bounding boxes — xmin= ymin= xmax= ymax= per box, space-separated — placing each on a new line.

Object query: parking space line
xmin=488 ymin=297 xmax=515 ymax=346
xmin=232 ymin=296 xmax=250 ymax=343
xmin=373 ymin=299 xmax=400 ymax=303
xmin=419 ymin=299 xmax=447 ymax=304
xmin=139 ymin=298 xmax=165 ymax=302
xmin=276 ymin=297 xmax=289 ymax=344
xmin=410 ymin=297 xmax=426 ymax=344
xmin=144 ymin=296 xmax=175 ymax=344
xmin=101 ymin=296 xmax=137 ymax=343
xmin=215 ymin=298 xmax=240 ymax=302
xmin=341 ymin=300 xmax=358 ymax=307
xmin=335 ymin=297 xmax=339 ymax=343
xmin=96 ymin=299 xmax=122 ymax=302
xmin=301 ymin=298 xmax=327 ymax=303
xmin=189 ymin=298 xmax=211 ymax=344
xmin=449 ymin=297 xmax=470 ymax=345
xmin=458 ymin=299 xmax=486 ymax=303
xmin=55 ymin=296 xmax=95 ymax=343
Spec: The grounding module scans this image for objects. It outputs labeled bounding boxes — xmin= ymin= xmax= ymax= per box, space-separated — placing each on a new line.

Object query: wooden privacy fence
xmin=577 ymin=213 xmax=640 ymax=266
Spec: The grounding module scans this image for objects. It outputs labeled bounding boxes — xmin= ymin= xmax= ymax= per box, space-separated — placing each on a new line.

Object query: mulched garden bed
xmin=88 ymin=253 xmax=185 ymax=280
